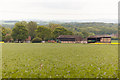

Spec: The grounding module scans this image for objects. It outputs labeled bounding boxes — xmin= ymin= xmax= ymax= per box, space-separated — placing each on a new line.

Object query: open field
xmin=2 ymin=43 xmax=118 ymax=78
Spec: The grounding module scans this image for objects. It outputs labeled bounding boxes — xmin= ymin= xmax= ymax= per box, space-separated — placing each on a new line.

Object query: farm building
xmin=57 ymin=35 xmax=83 ymax=43
xmin=87 ymin=35 xmax=111 ymax=43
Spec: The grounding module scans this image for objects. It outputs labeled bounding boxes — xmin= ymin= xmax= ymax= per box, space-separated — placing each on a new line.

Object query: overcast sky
xmin=0 ymin=0 xmax=119 ymax=22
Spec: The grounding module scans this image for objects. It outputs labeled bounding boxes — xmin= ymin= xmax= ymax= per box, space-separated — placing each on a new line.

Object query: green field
xmin=2 ymin=43 xmax=118 ymax=78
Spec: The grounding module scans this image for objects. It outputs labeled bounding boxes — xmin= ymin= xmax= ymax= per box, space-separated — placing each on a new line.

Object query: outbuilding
xmin=87 ymin=35 xmax=111 ymax=43
xmin=57 ymin=35 xmax=83 ymax=43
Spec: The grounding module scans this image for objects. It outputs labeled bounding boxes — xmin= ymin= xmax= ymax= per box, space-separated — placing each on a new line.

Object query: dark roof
xmin=57 ymin=35 xmax=82 ymax=38
xmin=88 ymin=35 xmax=111 ymax=38
xmin=57 ymin=35 xmax=83 ymax=41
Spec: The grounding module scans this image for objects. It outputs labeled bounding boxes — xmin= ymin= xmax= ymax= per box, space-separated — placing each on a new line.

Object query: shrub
xmin=32 ymin=37 xmax=42 ymax=43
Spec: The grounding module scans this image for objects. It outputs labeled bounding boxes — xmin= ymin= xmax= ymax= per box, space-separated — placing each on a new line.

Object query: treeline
xmin=0 ymin=21 xmax=118 ymax=42
xmin=1 ymin=21 xmax=74 ymax=42
xmin=2 ymin=21 xmax=118 ymax=38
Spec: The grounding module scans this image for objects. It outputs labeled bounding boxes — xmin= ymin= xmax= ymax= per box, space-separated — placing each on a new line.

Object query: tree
xmin=82 ymin=31 xmax=89 ymax=38
xmin=0 ymin=26 xmax=2 ymax=41
xmin=2 ymin=27 xmax=7 ymax=41
xmin=1 ymin=26 xmax=12 ymax=41
xmin=75 ymin=32 xmax=84 ymax=38
xmin=17 ymin=21 xmax=27 ymax=26
xmin=5 ymin=28 xmax=12 ymax=34
xmin=48 ymin=23 xmax=61 ymax=31
xmin=36 ymin=26 xmax=52 ymax=41
xmin=75 ymin=32 xmax=95 ymax=38
xmin=27 ymin=21 xmax=37 ymax=40
xmin=53 ymin=27 xmax=73 ymax=38
xmin=12 ymin=22 xmax=28 ymax=42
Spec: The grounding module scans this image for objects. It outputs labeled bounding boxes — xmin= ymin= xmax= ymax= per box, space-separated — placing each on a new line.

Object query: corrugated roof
xmin=88 ymin=35 xmax=111 ymax=38
xmin=57 ymin=35 xmax=82 ymax=38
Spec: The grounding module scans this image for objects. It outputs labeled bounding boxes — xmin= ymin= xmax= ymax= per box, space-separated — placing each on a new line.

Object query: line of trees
xmin=1 ymin=21 xmax=101 ymax=43
xmin=1 ymin=21 xmax=74 ymax=43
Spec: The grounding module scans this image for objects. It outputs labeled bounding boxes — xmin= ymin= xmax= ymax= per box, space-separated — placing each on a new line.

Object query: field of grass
xmin=2 ymin=43 xmax=118 ymax=78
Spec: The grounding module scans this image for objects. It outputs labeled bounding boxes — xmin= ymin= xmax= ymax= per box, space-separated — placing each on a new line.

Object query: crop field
xmin=2 ymin=43 xmax=118 ymax=78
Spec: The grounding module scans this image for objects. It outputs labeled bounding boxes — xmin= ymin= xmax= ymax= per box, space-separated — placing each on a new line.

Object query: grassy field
xmin=2 ymin=43 xmax=118 ymax=78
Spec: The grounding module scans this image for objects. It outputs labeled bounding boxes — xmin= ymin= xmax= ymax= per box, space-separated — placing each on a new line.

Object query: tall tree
xmin=48 ymin=23 xmax=61 ymax=31
xmin=53 ymin=27 xmax=73 ymax=38
xmin=0 ymin=26 xmax=2 ymax=41
xmin=12 ymin=22 xmax=28 ymax=42
xmin=2 ymin=27 xmax=7 ymax=41
xmin=27 ymin=21 xmax=37 ymax=40
xmin=82 ymin=31 xmax=89 ymax=38
xmin=18 ymin=21 xmax=27 ymax=26
xmin=1 ymin=27 xmax=12 ymax=41
xmin=36 ymin=26 xmax=52 ymax=41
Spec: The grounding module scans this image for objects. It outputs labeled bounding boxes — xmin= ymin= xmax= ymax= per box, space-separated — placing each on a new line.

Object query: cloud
xmin=0 ymin=0 xmax=119 ymax=21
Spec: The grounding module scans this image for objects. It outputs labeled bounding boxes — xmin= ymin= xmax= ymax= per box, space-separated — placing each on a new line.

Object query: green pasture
xmin=2 ymin=43 xmax=118 ymax=78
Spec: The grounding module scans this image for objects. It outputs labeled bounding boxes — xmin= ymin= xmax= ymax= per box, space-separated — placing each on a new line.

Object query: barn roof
xmin=57 ymin=35 xmax=83 ymax=41
xmin=57 ymin=35 xmax=82 ymax=38
xmin=88 ymin=35 xmax=111 ymax=38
